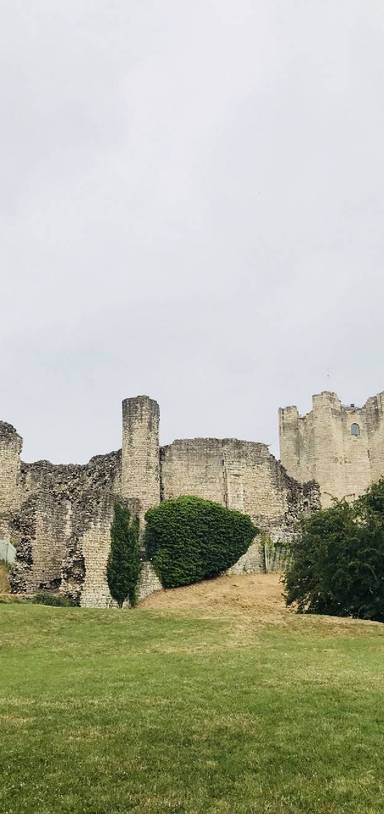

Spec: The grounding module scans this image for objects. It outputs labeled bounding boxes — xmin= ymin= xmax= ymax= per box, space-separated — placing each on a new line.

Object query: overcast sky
xmin=1 ymin=1 xmax=383 ymax=463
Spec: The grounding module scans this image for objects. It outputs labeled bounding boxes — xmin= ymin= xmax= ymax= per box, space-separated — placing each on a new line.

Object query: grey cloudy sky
xmin=1 ymin=1 xmax=383 ymax=463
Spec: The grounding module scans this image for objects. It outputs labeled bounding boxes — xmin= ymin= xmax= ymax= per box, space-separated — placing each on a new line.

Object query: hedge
xmin=145 ymin=495 xmax=258 ymax=588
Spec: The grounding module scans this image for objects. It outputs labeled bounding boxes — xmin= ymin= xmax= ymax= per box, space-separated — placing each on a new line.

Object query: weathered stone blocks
xmin=280 ymin=390 xmax=384 ymax=506
xmin=0 ymin=422 xmax=22 ymax=540
xmin=4 ymin=388 xmax=379 ymax=605
xmin=122 ymin=396 xmax=160 ymax=520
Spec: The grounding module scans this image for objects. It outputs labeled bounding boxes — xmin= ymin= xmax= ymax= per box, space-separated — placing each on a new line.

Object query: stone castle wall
xmin=160 ymin=437 xmax=317 ymax=535
xmin=279 ymin=390 xmax=384 ymax=506
xmin=9 ymin=453 xmax=121 ymax=599
xmin=10 ymin=492 xmax=70 ymax=593
xmin=0 ymin=422 xmax=22 ymax=539
xmin=160 ymin=437 xmax=319 ymax=573
xmin=4 ymin=398 xmax=179 ymax=604
xmin=4 ymin=387 xmax=381 ymax=606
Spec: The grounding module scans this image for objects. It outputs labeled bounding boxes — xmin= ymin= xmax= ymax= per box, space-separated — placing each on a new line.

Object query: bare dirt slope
xmin=141 ymin=572 xmax=384 ymax=634
xmin=141 ymin=573 xmax=287 ymax=623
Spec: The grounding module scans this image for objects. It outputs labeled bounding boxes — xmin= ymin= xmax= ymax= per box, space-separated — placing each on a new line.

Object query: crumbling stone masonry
xmin=122 ymin=396 xmax=160 ymax=519
xmin=3 ymin=389 xmax=381 ymax=606
xmin=0 ymin=422 xmax=22 ymax=539
xmin=279 ymin=390 xmax=384 ymax=507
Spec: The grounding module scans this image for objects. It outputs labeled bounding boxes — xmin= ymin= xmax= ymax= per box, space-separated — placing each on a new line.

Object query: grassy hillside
xmin=1 ymin=575 xmax=383 ymax=814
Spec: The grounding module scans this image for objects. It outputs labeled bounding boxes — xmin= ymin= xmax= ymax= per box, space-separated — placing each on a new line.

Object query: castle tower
xmin=121 ymin=396 xmax=160 ymax=519
xmin=278 ymin=405 xmax=301 ymax=483
xmin=365 ymin=392 xmax=384 ymax=484
xmin=0 ymin=422 xmax=22 ymax=539
xmin=310 ymin=392 xmax=351 ymax=504
xmin=279 ymin=391 xmax=376 ymax=506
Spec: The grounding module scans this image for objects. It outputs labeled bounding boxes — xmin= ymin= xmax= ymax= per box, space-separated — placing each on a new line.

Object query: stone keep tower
xmin=121 ymin=395 xmax=160 ymax=520
xmin=0 ymin=422 xmax=22 ymax=539
xmin=279 ymin=390 xmax=384 ymax=507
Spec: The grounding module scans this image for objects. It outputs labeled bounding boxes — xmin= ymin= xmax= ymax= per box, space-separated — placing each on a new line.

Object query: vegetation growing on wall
xmin=145 ymin=495 xmax=258 ymax=588
xmin=107 ymin=503 xmax=140 ymax=607
xmin=284 ymin=479 xmax=384 ymax=621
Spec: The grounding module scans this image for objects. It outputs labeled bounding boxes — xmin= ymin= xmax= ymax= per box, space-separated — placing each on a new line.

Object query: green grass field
xmin=1 ymin=584 xmax=384 ymax=814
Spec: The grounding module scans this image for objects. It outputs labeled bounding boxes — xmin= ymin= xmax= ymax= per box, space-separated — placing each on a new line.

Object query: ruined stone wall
xmin=122 ymin=396 xmax=160 ymax=521
xmin=279 ymin=390 xmax=384 ymax=506
xmin=72 ymin=493 xmax=115 ymax=607
xmin=5 ymin=391 xmax=323 ymax=603
xmin=65 ymin=493 xmax=161 ymax=608
xmin=64 ymin=499 xmax=162 ymax=607
xmin=160 ymin=437 xmax=319 ymax=573
xmin=19 ymin=451 xmax=122 ymax=504
xmin=9 ymin=439 xmax=162 ymax=606
xmin=160 ymin=438 xmax=318 ymax=534
xmin=0 ymin=422 xmax=22 ymax=539
xmin=67 ymin=494 xmax=130 ymax=607
xmin=10 ymin=492 xmax=71 ymax=593
xmin=160 ymin=439 xmax=226 ymax=506
xmin=10 ymin=452 xmax=122 ymax=596
xmin=8 ymin=396 xmax=163 ymax=604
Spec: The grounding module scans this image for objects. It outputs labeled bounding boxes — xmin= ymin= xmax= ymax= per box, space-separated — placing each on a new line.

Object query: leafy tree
xmin=356 ymin=479 xmax=384 ymax=520
xmin=107 ymin=503 xmax=140 ymax=608
xmin=284 ymin=479 xmax=384 ymax=621
xmin=145 ymin=495 xmax=258 ymax=588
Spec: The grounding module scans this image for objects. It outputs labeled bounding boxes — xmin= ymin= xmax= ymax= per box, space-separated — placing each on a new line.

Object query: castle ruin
xmin=1 ymin=389 xmax=383 ymax=606
xmin=279 ymin=390 xmax=384 ymax=507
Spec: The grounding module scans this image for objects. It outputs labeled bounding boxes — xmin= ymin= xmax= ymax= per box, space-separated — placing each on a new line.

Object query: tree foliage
xmin=284 ymin=479 xmax=384 ymax=621
xmin=107 ymin=503 xmax=140 ymax=608
xmin=145 ymin=495 xmax=258 ymax=588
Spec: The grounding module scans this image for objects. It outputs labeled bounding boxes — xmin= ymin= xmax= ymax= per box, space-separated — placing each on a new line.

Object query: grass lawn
xmin=1 ymin=577 xmax=384 ymax=814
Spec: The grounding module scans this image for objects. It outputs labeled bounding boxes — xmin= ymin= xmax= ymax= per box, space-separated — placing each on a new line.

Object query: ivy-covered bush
xmin=284 ymin=479 xmax=384 ymax=621
xmin=145 ymin=496 xmax=258 ymax=588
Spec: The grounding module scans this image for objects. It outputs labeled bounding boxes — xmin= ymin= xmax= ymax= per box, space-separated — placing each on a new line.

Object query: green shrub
xmin=107 ymin=502 xmax=140 ymax=608
xmin=32 ymin=592 xmax=76 ymax=607
xmin=145 ymin=495 xmax=258 ymax=588
xmin=284 ymin=479 xmax=384 ymax=621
